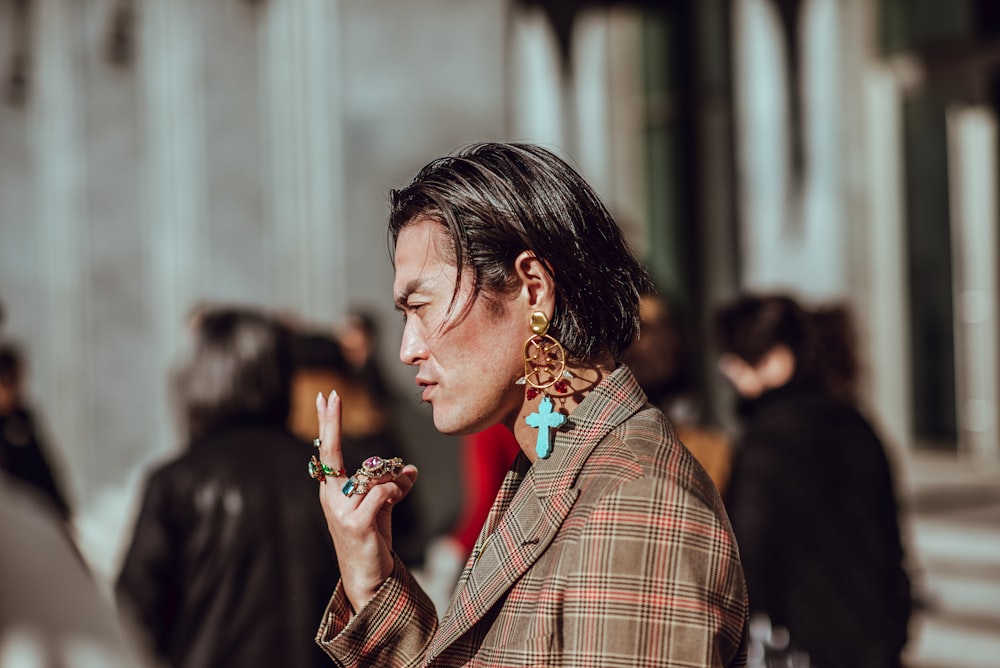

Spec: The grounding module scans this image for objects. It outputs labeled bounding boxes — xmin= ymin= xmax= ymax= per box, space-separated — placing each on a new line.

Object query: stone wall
xmin=0 ymin=0 xmax=506 ymax=578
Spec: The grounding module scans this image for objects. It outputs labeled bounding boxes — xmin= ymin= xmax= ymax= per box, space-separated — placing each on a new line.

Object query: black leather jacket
xmin=116 ymin=424 xmax=339 ymax=668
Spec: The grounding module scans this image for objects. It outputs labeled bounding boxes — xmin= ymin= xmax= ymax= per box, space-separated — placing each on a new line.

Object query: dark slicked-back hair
xmin=174 ymin=306 xmax=293 ymax=443
xmin=388 ymin=142 xmax=653 ymax=363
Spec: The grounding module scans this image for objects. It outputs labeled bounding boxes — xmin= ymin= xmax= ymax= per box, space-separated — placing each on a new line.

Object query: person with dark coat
xmin=115 ymin=307 xmax=339 ymax=668
xmin=715 ymin=294 xmax=912 ymax=668
xmin=0 ymin=341 xmax=72 ymax=523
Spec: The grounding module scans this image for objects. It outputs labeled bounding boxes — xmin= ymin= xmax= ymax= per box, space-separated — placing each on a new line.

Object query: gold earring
xmin=520 ymin=311 xmax=570 ymax=459
xmin=518 ymin=311 xmax=570 ymax=400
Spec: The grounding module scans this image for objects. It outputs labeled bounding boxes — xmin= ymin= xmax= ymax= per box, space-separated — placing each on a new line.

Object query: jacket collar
xmin=532 ymin=364 xmax=648 ymax=498
xmin=428 ymin=365 xmax=648 ymax=659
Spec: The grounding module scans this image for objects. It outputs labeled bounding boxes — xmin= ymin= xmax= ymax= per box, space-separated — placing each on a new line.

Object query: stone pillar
xmin=570 ymin=9 xmax=646 ymax=250
xmin=263 ymin=0 xmax=345 ymax=324
xmin=946 ymin=107 xmax=1000 ymax=460
xmin=603 ymin=11 xmax=647 ymax=252
xmin=33 ymin=0 xmax=88 ymax=500
xmin=863 ymin=66 xmax=913 ymax=453
xmin=571 ymin=12 xmax=613 ymax=198
xmin=732 ymin=0 xmax=793 ymax=290
xmin=799 ymin=0 xmax=846 ymax=298
xmin=140 ymin=0 xmax=208 ymax=455
xmin=509 ymin=7 xmax=566 ymax=151
xmin=732 ymin=0 xmax=847 ymax=299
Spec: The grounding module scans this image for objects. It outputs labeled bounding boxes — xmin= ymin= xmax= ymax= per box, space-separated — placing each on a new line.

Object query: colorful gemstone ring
xmin=308 ymin=455 xmax=346 ymax=483
xmin=341 ymin=456 xmax=405 ymax=497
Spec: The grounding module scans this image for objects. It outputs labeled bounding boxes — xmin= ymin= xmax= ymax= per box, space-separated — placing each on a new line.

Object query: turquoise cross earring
xmin=518 ymin=311 xmax=571 ymax=459
xmin=526 ymin=396 xmax=566 ymax=458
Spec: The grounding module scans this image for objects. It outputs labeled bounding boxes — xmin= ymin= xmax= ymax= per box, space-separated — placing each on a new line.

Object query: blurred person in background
xmin=115 ymin=306 xmax=338 ymax=668
xmin=714 ymin=293 xmax=912 ymax=668
xmin=0 ymin=339 xmax=73 ymax=525
xmin=623 ymin=291 xmax=733 ymax=495
xmin=1 ymin=473 xmax=141 ymax=668
xmin=311 ymin=142 xmax=748 ymax=667
xmin=0 ymin=298 xmax=139 ymax=667
xmin=336 ymin=306 xmax=393 ymax=407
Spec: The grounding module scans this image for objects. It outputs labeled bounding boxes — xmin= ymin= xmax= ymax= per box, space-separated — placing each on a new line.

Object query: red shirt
xmin=451 ymin=424 xmax=522 ymax=556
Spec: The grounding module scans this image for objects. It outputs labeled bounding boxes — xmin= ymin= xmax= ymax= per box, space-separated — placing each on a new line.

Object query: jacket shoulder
xmin=589 ymin=405 xmax=723 ymax=507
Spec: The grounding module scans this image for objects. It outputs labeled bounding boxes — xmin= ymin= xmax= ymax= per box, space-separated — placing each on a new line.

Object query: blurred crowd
xmin=0 ymin=288 xmax=914 ymax=668
xmin=0 ymin=300 xmax=421 ymax=667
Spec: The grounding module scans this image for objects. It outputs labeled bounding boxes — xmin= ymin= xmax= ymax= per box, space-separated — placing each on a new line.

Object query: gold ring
xmin=341 ymin=456 xmax=405 ymax=497
xmin=308 ymin=455 xmax=346 ymax=483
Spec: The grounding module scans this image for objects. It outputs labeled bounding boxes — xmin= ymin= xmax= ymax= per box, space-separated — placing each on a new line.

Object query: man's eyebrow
xmin=394 ymin=279 xmax=423 ymax=310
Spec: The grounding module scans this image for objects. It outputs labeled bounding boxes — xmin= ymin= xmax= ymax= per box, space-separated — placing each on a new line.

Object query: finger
xmin=394 ymin=465 xmax=419 ymax=495
xmin=316 ymin=390 xmax=345 ymax=475
xmin=363 ymin=464 xmax=418 ymax=496
xmin=355 ymin=466 xmax=419 ymax=509
xmin=333 ymin=464 xmax=417 ymax=509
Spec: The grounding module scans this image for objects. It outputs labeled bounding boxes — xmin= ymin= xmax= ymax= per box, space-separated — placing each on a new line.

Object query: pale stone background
xmin=1 ymin=2 xmax=998 ymax=665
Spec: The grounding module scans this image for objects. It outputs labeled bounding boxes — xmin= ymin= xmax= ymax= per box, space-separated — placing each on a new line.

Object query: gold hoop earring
xmin=518 ymin=311 xmax=571 ymax=459
xmin=519 ymin=311 xmax=570 ymax=399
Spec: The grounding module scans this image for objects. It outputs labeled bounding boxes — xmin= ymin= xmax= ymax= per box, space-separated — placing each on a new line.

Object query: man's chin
xmin=432 ymin=413 xmax=485 ymax=438
xmin=432 ymin=421 xmax=466 ymax=437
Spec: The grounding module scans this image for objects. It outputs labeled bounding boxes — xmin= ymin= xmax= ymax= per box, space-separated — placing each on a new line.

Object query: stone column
xmin=732 ymin=0 xmax=848 ymax=299
xmin=799 ymin=0 xmax=846 ymax=298
xmin=862 ymin=66 xmax=913 ymax=454
xmin=140 ymin=0 xmax=208 ymax=455
xmin=570 ymin=8 xmax=646 ymax=250
xmin=33 ymin=0 xmax=88 ymax=499
xmin=508 ymin=7 xmax=566 ymax=151
xmin=732 ymin=0 xmax=793 ymax=290
xmin=263 ymin=0 xmax=345 ymax=324
xmin=571 ymin=12 xmax=612 ymax=198
xmin=946 ymin=107 xmax=1000 ymax=461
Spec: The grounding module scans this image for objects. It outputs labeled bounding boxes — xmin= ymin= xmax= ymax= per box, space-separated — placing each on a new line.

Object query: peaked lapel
xmin=428 ymin=366 xmax=648 ymax=661
xmin=429 ymin=465 xmax=578 ymax=657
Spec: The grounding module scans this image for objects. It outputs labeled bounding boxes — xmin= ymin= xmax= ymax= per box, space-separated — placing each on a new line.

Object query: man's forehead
xmin=394 ymin=219 xmax=442 ymax=266
xmin=393 ymin=223 xmax=459 ymax=293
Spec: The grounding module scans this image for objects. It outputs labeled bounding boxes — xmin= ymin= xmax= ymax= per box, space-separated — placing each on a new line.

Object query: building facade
xmin=0 ymin=0 xmax=997 ymax=576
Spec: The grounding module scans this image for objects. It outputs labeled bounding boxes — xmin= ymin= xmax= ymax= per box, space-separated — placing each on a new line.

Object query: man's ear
xmin=513 ymin=250 xmax=555 ymax=316
xmin=757 ymin=344 xmax=796 ymax=389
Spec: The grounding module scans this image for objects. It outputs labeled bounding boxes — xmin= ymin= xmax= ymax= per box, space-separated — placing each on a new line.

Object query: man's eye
xmin=401 ymin=304 xmax=426 ymax=321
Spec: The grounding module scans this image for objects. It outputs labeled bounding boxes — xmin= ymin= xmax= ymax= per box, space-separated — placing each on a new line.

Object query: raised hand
xmin=315 ymin=391 xmax=419 ymax=613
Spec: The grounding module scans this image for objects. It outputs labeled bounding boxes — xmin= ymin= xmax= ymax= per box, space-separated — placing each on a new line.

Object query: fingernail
xmin=327 ymin=390 xmax=337 ymax=412
xmin=316 ymin=392 xmax=324 ymax=410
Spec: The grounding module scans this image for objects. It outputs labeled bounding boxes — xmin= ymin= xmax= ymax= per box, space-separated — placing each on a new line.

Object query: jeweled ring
xmin=313 ymin=438 xmax=322 ymax=449
xmin=308 ymin=455 xmax=346 ymax=483
xmin=341 ymin=456 xmax=405 ymax=497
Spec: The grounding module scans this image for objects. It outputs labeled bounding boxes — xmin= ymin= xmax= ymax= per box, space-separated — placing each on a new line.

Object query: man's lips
xmin=416 ymin=377 xmax=436 ymax=401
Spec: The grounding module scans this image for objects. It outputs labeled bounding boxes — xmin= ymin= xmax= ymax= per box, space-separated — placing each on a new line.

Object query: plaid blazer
xmin=317 ymin=365 xmax=748 ymax=667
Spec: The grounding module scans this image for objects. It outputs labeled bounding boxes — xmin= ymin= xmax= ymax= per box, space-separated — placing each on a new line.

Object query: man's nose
xmin=399 ymin=321 xmax=428 ymax=366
